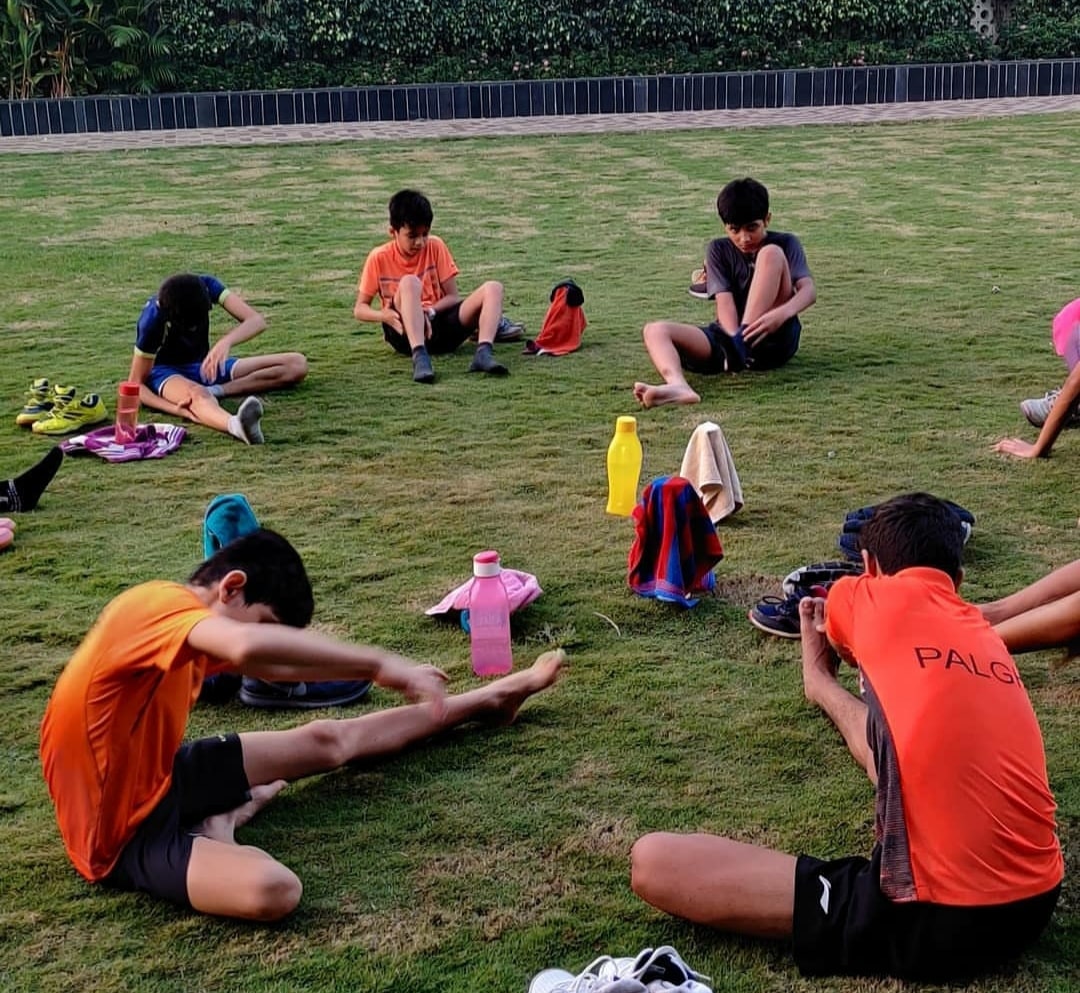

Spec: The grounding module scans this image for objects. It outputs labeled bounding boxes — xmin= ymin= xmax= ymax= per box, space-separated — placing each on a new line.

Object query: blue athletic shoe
xmin=748 ymin=594 xmax=804 ymax=639
xmin=238 ymin=678 xmax=373 ymax=709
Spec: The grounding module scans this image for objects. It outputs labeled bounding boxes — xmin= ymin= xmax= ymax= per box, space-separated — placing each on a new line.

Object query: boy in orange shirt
xmin=40 ymin=529 xmax=563 ymax=921
xmin=354 ymin=189 xmax=509 ymax=384
xmin=630 ymin=493 xmax=1062 ymax=981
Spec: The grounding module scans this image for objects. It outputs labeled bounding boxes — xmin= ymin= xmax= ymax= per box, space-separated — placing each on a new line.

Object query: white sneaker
xmin=527 ymin=958 xmax=646 ymax=993
xmin=621 ymin=947 xmax=712 ymax=992
xmin=1020 ymin=388 xmax=1080 ymax=429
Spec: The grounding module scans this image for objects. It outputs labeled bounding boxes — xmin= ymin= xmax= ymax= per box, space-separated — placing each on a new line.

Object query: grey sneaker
xmin=1020 ymin=388 xmax=1080 ymax=428
xmin=236 ymin=396 xmax=264 ymax=445
xmin=412 ymin=348 xmax=435 ymax=384
xmin=495 ymin=314 xmax=526 ymax=341
xmin=688 ymin=266 xmax=711 ymax=300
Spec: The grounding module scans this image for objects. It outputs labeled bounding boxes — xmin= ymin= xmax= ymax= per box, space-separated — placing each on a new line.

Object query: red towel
xmin=525 ymin=279 xmax=586 ymax=356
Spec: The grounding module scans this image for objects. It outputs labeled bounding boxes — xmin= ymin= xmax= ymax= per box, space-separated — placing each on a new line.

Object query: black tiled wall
xmin=2 ymin=60 xmax=1078 ymax=138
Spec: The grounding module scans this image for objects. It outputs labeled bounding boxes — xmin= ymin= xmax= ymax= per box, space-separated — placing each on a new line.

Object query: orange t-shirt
xmin=826 ymin=567 xmax=1063 ymax=906
xmin=357 ymin=235 xmax=459 ymax=310
xmin=39 ymin=581 xmax=221 ymax=881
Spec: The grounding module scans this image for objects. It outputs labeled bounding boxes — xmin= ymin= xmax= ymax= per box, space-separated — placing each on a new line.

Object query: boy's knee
xmin=248 ymin=863 xmax=303 ymax=921
xmin=755 ymin=243 xmax=787 ymax=269
xmin=300 ymin=718 xmax=349 ymax=769
xmin=642 ymin=321 xmax=668 ymax=344
xmin=286 ymin=352 xmax=308 ymax=384
xmin=630 ymin=832 xmax=671 ymax=896
xmin=397 ymin=274 xmax=422 ymax=298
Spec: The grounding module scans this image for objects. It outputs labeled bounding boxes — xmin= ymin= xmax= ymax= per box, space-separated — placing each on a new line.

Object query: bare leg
xmin=393 ymin=275 xmax=427 ymax=349
xmin=634 ymin=321 xmax=712 ymax=407
xmin=800 ymin=598 xmax=876 ymax=784
xmin=184 ymin=652 xmax=564 ymax=921
xmin=980 ymin=559 xmax=1080 ymax=627
xmin=155 ymin=376 xmax=233 ymax=433
xmin=459 ymin=280 xmax=504 ymax=345
xmin=222 ymin=353 xmax=307 ymax=397
xmin=631 ymin=832 xmax=796 ymax=938
xmin=741 ymin=244 xmax=794 ymax=325
xmin=993 ymin=592 xmax=1080 ymax=654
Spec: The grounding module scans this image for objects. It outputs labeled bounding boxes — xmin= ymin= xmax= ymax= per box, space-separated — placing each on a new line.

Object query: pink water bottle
xmin=115 ymin=381 xmax=140 ymax=444
xmin=469 ymin=550 xmax=512 ymax=677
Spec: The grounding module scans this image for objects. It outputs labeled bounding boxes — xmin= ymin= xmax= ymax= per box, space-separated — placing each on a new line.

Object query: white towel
xmin=679 ymin=421 xmax=743 ymax=523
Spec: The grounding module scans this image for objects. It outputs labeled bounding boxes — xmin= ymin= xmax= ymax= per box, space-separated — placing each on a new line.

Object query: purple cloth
xmin=60 ymin=423 xmax=186 ymax=462
xmin=426 ymin=568 xmax=542 ymax=616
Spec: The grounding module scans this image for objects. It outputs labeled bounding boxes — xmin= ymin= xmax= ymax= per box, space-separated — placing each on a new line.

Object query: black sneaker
xmin=238 ymin=678 xmax=372 ymax=709
xmin=748 ymin=594 xmax=803 ymax=639
xmin=782 ymin=560 xmax=863 ymax=596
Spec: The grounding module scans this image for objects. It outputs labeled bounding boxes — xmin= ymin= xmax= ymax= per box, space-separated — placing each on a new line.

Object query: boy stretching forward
xmin=631 ymin=494 xmax=1062 ymax=981
xmin=354 ymin=189 xmax=509 ymax=383
xmin=129 ymin=273 xmax=308 ymax=445
xmin=40 ymin=529 xmax=563 ymax=921
xmin=634 ymin=177 xmax=816 ymax=408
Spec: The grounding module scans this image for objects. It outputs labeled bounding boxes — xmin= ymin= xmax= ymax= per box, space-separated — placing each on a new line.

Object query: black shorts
xmin=793 ymin=846 xmax=1060 ymax=981
xmin=684 ymin=318 xmax=800 ymax=374
xmin=102 ymin=734 xmax=250 ymax=908
xmin=383 ymin=301 xmax=470 ymax=355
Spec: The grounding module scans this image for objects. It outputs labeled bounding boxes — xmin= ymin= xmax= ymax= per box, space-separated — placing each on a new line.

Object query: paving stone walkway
xmin=2 ymin=93 xmax=1079 ymax=154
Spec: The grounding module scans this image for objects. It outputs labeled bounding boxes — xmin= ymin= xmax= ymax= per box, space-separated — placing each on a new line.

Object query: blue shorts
xmin=146 ymin=358 xmax=238 ymax=395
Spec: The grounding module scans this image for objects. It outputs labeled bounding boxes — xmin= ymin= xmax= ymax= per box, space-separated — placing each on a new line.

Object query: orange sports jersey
xmin=357 ymin=234 xmax=459 ymax=310
xmin=826 ymin=567 xmax=1063 ymax=906
xmin=40 ymin=581 xmax=222 ymax=881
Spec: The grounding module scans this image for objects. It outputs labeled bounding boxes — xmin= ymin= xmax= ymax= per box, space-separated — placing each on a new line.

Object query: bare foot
xmin=194 ymin=779 xmax=288 ymax=843
xmin=799 ymin=598 xmax=838 ymax=705
xmin=633 ymin=381 xmax=700 ymax=408
xmin=484 ymin=649 xmax=566 ymax=725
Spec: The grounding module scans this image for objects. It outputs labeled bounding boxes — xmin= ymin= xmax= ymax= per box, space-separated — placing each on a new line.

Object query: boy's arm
xmin=713 ymin=291 xmax=740 ymax=334
xmin=994 ymin=361 xmax=1080 ymax=459
xmin=187 ymin=616 xmax=447 ymax=712
xmin=201 ymin=292 xmax=268 ymax=382
xmin=743 ymin=275 xmax=817 ymax=344
xmin=431 ymin=275 xmax=462 ymax=315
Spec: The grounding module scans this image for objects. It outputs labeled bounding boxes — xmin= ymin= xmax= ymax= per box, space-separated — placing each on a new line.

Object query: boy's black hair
xmin=158 ymin=273 xmax=212 ymax=329
xmin=389 ymin=189 xmax=433 ymax=231
xmin=189 ymin=528 xmax=314 ymax=628
xmin=716 ymin=178 xmax=770 ymax=227
xmin=858 ymin=493 xmax=965 ymax=584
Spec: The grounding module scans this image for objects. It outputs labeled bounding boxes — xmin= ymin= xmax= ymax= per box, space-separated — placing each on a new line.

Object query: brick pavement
xmin=2 ymin=94 xmax=1079 ymax=154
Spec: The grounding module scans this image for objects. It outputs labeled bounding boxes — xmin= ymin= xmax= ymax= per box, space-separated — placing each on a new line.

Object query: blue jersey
xmin=135 ymin=275 xmax=228 ymax=366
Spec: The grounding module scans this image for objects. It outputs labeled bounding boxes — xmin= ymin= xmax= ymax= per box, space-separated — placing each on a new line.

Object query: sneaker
xmin=238 ymin=678 xmax=372 ymax=710
xmin=31 ymin=392 xmax=106 ymax=435
xmin=688 ymin=266 xmax=711 ymax=300
xmin=15 ymin=378 xmax=55 ymax=427
xmin=1020 ymin=388 xmax=1080 ymax=428
xmin=528 ymin=962 xmax=646 ymax=993
xmin=235 ymin=395 xmax=264 ymax=445
xmin=748 ymin=594 xmax=803 ymax=639
xmin=495 ymin=315 xmax=526 ymax=342
xmin=782 ymin=560 xmax=864 ymax=596
xmin=620 ymin=946 xmax=712 ymax=991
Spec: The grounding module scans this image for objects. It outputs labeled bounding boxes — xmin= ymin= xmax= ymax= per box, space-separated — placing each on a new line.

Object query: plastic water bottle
xmin=469 ymin=550 xmax=512 ymax=677
xmin=606 ymin=415 xmax=643 ymax=516
xmin=115 ymin=381 xmax=141 ymax=444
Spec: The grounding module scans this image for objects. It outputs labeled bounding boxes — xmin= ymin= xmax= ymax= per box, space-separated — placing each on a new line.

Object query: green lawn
xmin=0 ymin=113 xmax=1077 ymax=993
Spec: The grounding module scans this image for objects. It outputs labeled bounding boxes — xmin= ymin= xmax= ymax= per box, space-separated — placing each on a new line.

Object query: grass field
xmin=0 ymin=112 xmax=1077 ymax=993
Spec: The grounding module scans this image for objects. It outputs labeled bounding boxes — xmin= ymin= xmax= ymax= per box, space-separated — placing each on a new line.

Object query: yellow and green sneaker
xmin=32 ymin=392 xmax=107 ymax=436
xmin=15 ymin=378 xmax=56 ymax=427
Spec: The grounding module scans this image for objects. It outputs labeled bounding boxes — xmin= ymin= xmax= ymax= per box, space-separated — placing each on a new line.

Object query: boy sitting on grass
xmin=634 ymin=177 xmax=816 ymax=408
xmin=40 ymin=529 xmax=564 ymax=921
xmin=353 ymin=189 xmax=509 ymax=384
xmin=129 ymin=273 xmax=308 ymax=445
xmin=631 ymin=493 xmax=1062 ymax=981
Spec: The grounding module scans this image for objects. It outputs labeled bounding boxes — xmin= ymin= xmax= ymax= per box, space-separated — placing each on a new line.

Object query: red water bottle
xmin=469 ymin=550 xmax=513 ymax=677
xmin=115 ymin=381 xmax=140 ymax=444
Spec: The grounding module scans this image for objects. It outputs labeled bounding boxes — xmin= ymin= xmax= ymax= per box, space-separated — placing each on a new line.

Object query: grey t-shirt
xmin=705 ymin=231 xmax=811 ymax=318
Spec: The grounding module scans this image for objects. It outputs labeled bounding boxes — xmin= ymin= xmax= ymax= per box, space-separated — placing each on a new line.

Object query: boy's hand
xmin=376 ymin=655 xmax=448 ymax=717
xmin=741 ymin=310 xmax=786 ymax=345
xmin=201 ymin=340 xmax=232 ymax=382
xmin=993 ymin=438 xmax=1043 ymax=459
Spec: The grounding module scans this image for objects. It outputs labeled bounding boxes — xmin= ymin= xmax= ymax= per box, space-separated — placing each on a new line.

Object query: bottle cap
xmin=615 ymin=415 xmax=637 ymax=433
xmin=473 ymin=550 xmax=501 ymax=577
xmin=119 ymin=381 xmax=141 ymax=397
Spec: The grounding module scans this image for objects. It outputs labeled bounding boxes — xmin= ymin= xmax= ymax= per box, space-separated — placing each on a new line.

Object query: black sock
xmin=412 ymin=345 xmax=428 ymax=357
xmin=0 ymin=446 xmax=64 ymax=512
xmin=469 ymin=342 xmax=509 ymax=375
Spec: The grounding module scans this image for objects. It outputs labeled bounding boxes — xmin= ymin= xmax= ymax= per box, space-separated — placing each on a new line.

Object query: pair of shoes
xmin=31 ymin=390 xmax=107 ymax=435
xmin=530 ymin=947 xmax=712 ymax=993
xmin=15 ymin=379 xmax=77 ymax=427
xmin=688 ymin=266 xmax=711 ymax=300
xmin=782 ymin=559 xmax=864 ymax=596
xmin=1020 ymin=388 xmax=1080 ymax=428
xmin=238 ymin=677 xmax=372 ymax=709
xmin=748 ymin=594 xmax=805 ymax=638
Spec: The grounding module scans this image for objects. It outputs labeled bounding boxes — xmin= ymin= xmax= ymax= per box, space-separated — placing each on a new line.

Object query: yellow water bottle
xmin=606 ymin=415 xmax=643 ymax=516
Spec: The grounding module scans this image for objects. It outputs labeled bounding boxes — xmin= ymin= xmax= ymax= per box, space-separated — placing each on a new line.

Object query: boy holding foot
xmin=634 ymin=177 xmax=816 ymax=408
xmin=40 ymin=529 xmax=563 ymax=921
xmin=631 ymin=494 xmax=1061 ymax=981
xmin=353 ymin=189 xmax=510 ymax=383
xmin=129 ymin=274 xmax=308 ymax=445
